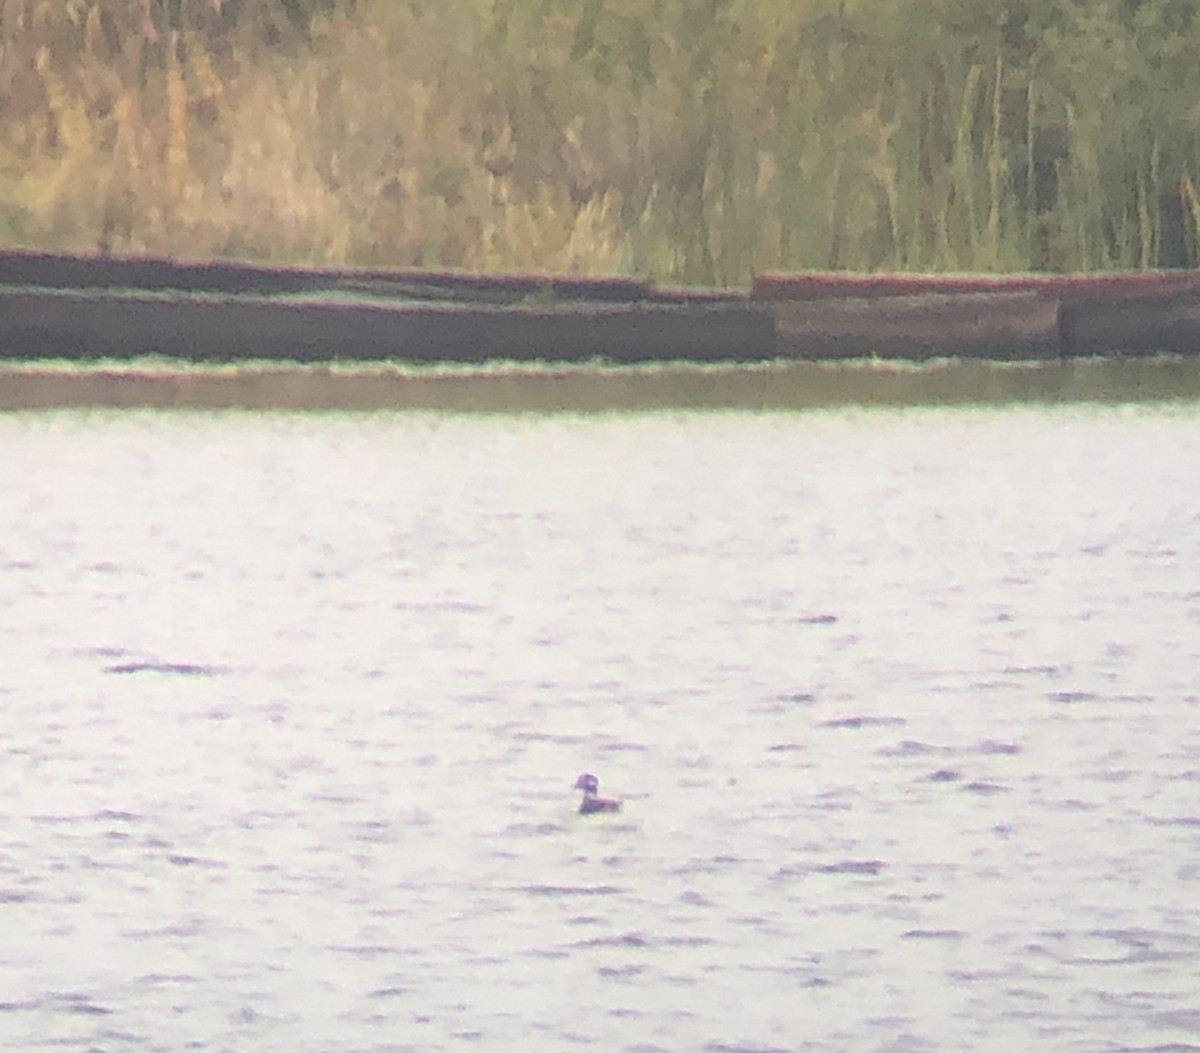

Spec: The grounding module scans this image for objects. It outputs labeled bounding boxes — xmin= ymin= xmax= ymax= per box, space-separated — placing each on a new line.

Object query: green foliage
xmin=1 ymin=0 xmax=1198 ymax=281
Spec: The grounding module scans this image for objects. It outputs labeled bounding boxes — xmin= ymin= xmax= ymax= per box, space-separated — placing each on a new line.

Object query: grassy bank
xmin=4 ymin=357 xmax=1200 ymax=413
xmin=2 ymin=0 xmax=1199 ymax=283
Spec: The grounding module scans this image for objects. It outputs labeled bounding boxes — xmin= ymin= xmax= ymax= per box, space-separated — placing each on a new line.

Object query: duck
xmin=574 ymin=772 xmax=621 ymax=814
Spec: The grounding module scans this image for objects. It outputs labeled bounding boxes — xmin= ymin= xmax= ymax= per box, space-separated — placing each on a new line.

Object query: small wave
xmin=367 ymin=986 xmax=409 ymax=999
xmin=1003 ymin=663 xmax=1069 ymax=677
xmin=520 ymin=884 xmax=625 ymax=897
xmin=902 ymin=929 xmax=965 ymax=941
xmin=795 ymin=613 xmax=838 ymax=625
xmin=928 ymin=768 xmax=963 ymax=782
xmin=598 ymin=963 xmax=646 ymax=978
xmin=977 ymin=739 xmax=1022 ymax=755
xmin=961 ymin=781 xmax=1008 ymax=795
xmin=104 ymin=661 xmax=225 ymax=677
xmin=134 ymin=973 xmax=199 ymax=988
xmin=1137 ymin=1020 xmax=1200 ymax=1042
xmin=576 ymin=932 xmax=650 ymax=949
xmin=1047 ymin=690 xmax=1101 ymax=704
xmin=1034 ymin=928 xmax=1192 ymax=969
xmin=1039 ymin=797 xmax=1100 ymax=812
xmin=776 ymin=859 xmax=888 ymax=879
xmin=165 ymin=853 xmax=227 ymax=869
xmin=125 ymin=920 xmax=206 ymax=941
xmin=94 ymin=808 xmax=142 ymax=823
xmin=509 ymin=730 xmax=587 ymax=745
xmin=880 ymin=739 xmax=1021 ymax=761
xmin=815 ymin=859 xmax=887 ymax=876
xmin=502 ymin=822 xmax=563 ymax=837
xmin=821 ymin=715 xmax=906 ymax=730
xmin=308 ymin=792 xmax=359 ymax=806
xmin=671 ymin=856 xmax=744 ymax=876
xmin=86 ymin=560 xmax=128 ymax=574
xmin=968 ymin=678 xmax=1017 ymax=691
xmin=346 ymin=819 xmax=404 ymax=844
xmin=393 ymin=599 xmax=488 ymax=614
xmin=39 ymin=992 xmax=113 ymax=1016
xmin=1114 ymin=1042 xmax=1200 ymax=1052
xmin=662 ymin=934 xmax=718 ymax=948
xmin=328 ymin=944 xmax=397 ymax=960
xmin=877 ymin=740 xmax=946 ymax=757
xmin=74 ymin=644 xmax=130 ymax=659
xmin=522 ymin=947 xmax=570 ymax=960
xmin=704 ymin=1041 xmax=792 ymax=1053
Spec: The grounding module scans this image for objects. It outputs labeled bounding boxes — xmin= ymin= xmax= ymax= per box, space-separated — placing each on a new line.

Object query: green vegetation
xmin=7 ymin=357 xmax=1200 ymax=413
xmin=3 ymin=0 xmax=1199 ymax=283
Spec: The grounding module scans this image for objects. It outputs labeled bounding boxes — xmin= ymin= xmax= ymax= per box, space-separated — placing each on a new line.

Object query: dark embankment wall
xmin=755 ymin=270 xmax=1200 ymax=360
xmin=4 ymin=249 xmax=1200 ymax=363
xmin=0 ymin=248 xmax=775 ymax=365
xmin=768 ymin=292 xmax=1062 ymax=361
xmin=0 ymin=287 xmax=776 ymax=364
xmin=752 ymin=271 xmax=1200 ymax=301
xmin=1059 ymin=285 xmax=1200 ymax=357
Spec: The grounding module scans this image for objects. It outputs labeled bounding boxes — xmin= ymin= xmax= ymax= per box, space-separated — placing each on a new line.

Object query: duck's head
xmin=574 ymin=772 xmax=599 ymax=795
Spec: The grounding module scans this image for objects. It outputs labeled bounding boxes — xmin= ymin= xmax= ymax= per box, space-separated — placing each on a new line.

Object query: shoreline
xmin=4 ymin=357 xmax=1200 ymax=413
xmin=4 ymin=250 xmax=1200 ymax=364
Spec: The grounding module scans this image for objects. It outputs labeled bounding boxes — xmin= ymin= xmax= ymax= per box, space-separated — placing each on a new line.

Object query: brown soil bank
xmin=755 ymin=270 xmax=1200 ymax=359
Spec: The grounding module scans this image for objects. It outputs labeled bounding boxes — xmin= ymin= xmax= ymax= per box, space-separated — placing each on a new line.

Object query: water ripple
xmin=4 ymin=407 xmax=1199 ymax=1052
xmin=103 ymin=660 xmax=227 ymax=676
xmin=519 ymin=885 xmax=626 ymax=897
xmin=820 ymin=716 xmax=907 ymax=730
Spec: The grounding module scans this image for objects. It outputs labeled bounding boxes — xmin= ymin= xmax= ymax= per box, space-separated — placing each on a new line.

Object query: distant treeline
xmin=2 ymin=0 xmax=1198 ymax=283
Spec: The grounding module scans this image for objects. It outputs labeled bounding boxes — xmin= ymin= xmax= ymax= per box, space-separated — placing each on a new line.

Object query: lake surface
xmin=1 ymin=405 xmax=1199 ymax=1052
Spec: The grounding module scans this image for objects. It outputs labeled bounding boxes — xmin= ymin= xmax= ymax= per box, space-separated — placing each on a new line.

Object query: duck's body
xmin=575 ymin=772 xmax=621 ymax=814
xmin=579 ymin=793 xmax=622 ymax=814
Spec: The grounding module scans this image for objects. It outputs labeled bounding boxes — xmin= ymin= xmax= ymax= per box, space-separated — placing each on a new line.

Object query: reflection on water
xmin=4 ymin=354 xmax=1200 ymax=412
xmin=1 ymin=405 xmax=1199 ymax=1052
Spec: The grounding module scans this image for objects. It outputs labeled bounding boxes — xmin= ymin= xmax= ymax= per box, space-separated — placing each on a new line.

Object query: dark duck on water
xmin=574 ymin=772 xmax=621 ymax=814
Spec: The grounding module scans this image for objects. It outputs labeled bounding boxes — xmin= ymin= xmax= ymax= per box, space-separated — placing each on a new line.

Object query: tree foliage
xmin=1 ymin=0 xmax=1198 ymax=281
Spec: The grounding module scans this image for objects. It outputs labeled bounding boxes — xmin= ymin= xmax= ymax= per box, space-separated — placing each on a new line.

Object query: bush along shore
xmin=1 ymin=248 xmax=1199 ymax=363
xmin=2 ymin=0 xmax=1200 ymax=286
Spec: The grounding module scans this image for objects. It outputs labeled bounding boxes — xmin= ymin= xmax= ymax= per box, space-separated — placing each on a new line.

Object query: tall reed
xmin=1 ymin=0 xmax=1197 ymax=282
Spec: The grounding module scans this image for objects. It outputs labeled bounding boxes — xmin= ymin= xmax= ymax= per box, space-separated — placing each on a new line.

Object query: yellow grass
xmin=1 ymin=0 xmax=1197 ymax=280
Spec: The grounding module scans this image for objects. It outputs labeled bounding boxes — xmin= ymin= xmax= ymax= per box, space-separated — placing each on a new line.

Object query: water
xmin=1 ymin=405 xmax=1199 ymax=1053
